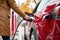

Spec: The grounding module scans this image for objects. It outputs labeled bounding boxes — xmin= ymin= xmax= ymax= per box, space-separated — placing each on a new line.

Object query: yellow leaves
xmin=19 ymin=3 xmax=33 ymax=13
xmin=18 ymin=0 xmax=38 ymax=13
xmin=18 ymin=1 xmax=33 ymax=13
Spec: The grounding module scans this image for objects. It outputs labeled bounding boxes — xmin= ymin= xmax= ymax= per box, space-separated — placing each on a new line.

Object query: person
xmin=0 ymin=0 xmax=31 ymax=40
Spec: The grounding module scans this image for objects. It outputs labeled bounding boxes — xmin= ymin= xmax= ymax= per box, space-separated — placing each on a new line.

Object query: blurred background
xmin=10 ymin=0 xmax=41 ymax=40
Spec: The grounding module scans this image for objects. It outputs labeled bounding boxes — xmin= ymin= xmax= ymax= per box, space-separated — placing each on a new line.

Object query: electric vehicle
xmin=29 ymin=0 xmax=60 ymax=40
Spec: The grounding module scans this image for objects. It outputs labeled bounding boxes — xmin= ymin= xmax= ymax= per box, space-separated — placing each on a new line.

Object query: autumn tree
xmin=18 ymin=0 xmax=38 ymax=13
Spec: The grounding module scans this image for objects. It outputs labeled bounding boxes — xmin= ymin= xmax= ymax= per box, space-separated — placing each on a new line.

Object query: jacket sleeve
xmin=7 ymin=0 xmax=26 ymax=17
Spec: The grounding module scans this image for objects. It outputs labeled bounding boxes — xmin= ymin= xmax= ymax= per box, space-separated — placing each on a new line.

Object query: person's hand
xmin=23 ymin=15 xmax=33 ymax=22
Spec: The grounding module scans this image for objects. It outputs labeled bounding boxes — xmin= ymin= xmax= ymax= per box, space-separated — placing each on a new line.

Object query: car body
xmin=30 ymin=0 xmax=60 ymax=40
